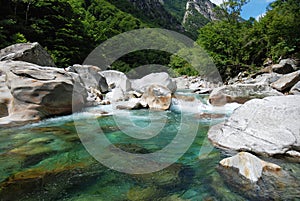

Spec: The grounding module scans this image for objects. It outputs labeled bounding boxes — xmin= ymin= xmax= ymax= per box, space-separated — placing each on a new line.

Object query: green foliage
xmin=169 ymin=55 xmax=198 ymax=76
xmin=183 ymin=6 xmax=210 ymax=39
xmin=162 ymin=0 xmax=188 ymax=22
xmin=197 ymin=0 xmax=300 ymax=79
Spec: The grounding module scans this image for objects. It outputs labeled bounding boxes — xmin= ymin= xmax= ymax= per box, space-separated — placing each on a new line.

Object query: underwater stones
xmin=0 ymin=149 xmax=100 ymax=200
xmin=0 ymin=42 xmax=56 ymax=67
xmin=195 ymin=113 xmax=226 ymax=119
xmin=219 ymin=152 xmax=281 ymax=183
xmin=208 ymin=95 xmax=300 ymax=157
xmin=140 ymin=84 xmax=172 ymax=110
xmin=127 ymin=186 xmax=164 ymax=201
xmin=131 ymin=163 xmax=193 ymax=190
xmin=208 ymin=84 xmax=282 ymax=106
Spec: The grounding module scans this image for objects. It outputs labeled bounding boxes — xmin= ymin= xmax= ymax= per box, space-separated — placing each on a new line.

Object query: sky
xmin=210 ymin=0 xmax=276 ymax=20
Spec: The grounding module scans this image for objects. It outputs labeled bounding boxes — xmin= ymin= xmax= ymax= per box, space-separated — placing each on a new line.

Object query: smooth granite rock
xmin=131 ymin=72 xmax=177 ymax=93
xmin=219 ymin=152 xmax=281 ymax=183
xmin=209 ymin=84 xmax=282 ymax=106
xmin=0 ymin=61 xmax=87 ymax=127
xmin=0 ymin=42 xmax=56 ymax=67
xmin=217 ymin=152 xmax=300 ymax=200
xmin=208 ymin=95 xmax=300 ymax=156
xmin=100 ymin=70 xmax=131 ymax=92
xmin=66 ymin=64 xmax=108 ymax=93
xmin=141 ymin=84 xmax=172 ymax=110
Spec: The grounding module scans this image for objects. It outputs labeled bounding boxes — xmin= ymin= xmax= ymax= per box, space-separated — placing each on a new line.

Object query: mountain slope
xmin=108 ymin=0 xmax=184 ymax=32
xmin=183 ymin=0 xmax=218 ymax=38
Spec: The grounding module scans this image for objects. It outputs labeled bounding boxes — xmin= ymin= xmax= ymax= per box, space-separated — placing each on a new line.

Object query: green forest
xmin=0 ymin=0 xmax=299 ymax=79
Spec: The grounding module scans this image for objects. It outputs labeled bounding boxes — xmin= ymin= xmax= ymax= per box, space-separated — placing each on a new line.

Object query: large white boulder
xmin=131 ymin=72 xmax=177 ymax=93
xmin=208 ymin=95 xmax=300 ymax=157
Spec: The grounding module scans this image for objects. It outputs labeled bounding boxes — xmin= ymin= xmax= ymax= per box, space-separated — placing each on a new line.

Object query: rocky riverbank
xmin=1 ymin=42 xmax=300 ymax=199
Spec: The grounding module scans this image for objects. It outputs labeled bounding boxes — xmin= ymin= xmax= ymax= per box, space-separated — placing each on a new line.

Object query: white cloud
xmin=255 ymin=12 xmax=266 ymax=21
xmin=210 ymin=0 xmax=225 ymax=6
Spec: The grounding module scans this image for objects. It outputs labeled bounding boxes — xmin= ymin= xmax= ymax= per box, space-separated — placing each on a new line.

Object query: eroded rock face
xmin=209 ymin=84 xmax=282 ymax=106
xmin=208 ymin=95 xmax=300 ymax=157
xmin=0 ymin=61 xmax=87 ymax=127
xmin=66 ymin=64 xmax=108 ymax=93
xmin=0 ymin=73 xmax=13 ymax=118
xmin=0 ymin=42 xmax=56 ymax=67
xmin=101 ymin=70 xmax=131 ymax=92
xmin=131 ymin=72 xmax=177 ymax=93
xmin=141 ymin=84 xmax=172 ymax=110
xmin=270 ymin=70 xmax=300 ymax=92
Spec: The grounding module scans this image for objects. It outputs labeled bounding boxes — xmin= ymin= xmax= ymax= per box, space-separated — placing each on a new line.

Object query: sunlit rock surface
xmin=219 ymin=152 xmax=281 ymax=183
xmin=0 ymin=42 xmax=56 ymax=67
xmin=208 ymin=95 xmax=300 ymax=157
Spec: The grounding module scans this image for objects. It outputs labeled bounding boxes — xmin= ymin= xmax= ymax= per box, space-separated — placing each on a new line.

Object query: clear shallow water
xmin=0 ymin=94 xmax=299 ymax=201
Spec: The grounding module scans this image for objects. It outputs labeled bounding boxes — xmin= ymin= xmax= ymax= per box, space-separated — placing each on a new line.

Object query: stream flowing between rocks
xmin=0 ymin=92 xmax=299 ymax=201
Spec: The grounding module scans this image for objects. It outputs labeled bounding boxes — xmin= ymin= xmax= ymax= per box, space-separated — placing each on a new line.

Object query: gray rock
xmin=116 ymin=98 xmax=143 ymax=110
xmin=105 ymin=87 xmax=126 ymax=102
xmin=270 ymin=70 xmax=300 ymax=92
xmin=141 ymin=84 xmax=172 ymax=110
xmin=66 ymin=64 xmax=108 ymax=93
xmin=131 ymin=72 xmax=177 ymax=93
xmin=100 ymin=70 xmax=131 ymax=92
xmin=272 ymin=63 xmax=294 ymax=74
xmin=208 ymin=95 xmax=300 ymax=156
xmin=290 ymin=81 xmax=300 ymax=95
xmin=243 ymin=73 xmax=282 ymax=85
xmin=219 ymin=152 xmax=281 ymax=183
xmin=0 ymin=42 xmax=56 ymax=67
xmin=279 ymin=58 xmax=300 ymax=70
xmin=0 ymin=73 xmax=13 ymax=118
xmin=0 ymin=61 xmax=87 ymax=127
xmin=172 ymin=76 xmax=189 ymax=89
xmin=209 ymin=84 xmax=282 ymax=106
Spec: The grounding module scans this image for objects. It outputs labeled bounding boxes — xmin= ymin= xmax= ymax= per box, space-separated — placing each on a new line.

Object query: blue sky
xmin=210 ymin=0 xmax=276 ymax=20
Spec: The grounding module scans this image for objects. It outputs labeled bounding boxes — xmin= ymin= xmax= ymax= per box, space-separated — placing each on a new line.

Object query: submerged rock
xmin=140 ymin=84 xmax=172 ymax=110
xmin=219 ymin=152 xmax=281 ymax=183
xmin=208 ymin=95 xmax=300 ymax=157
xmin=218 ymin=152 xmax=300 ymax=200
xmin=209 ymin=84 xmax=282 ymax=106
xmin=0 ymin=42 xmax=56 ymax=67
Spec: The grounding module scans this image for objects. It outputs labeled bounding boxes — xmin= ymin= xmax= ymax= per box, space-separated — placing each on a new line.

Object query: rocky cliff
xmin=183 ymin=0 xmax=218 ymax=38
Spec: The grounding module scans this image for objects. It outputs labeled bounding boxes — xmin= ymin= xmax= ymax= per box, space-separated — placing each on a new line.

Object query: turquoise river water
xmin=0 ymin=93 xmax=299 ymax=201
